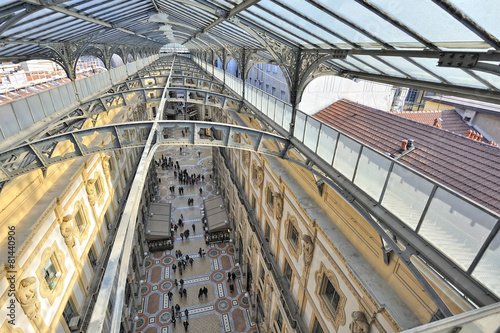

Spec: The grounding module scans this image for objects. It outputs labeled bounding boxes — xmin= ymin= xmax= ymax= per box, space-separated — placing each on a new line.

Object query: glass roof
xmin=0 ymin=0 xmax=499 ymax=99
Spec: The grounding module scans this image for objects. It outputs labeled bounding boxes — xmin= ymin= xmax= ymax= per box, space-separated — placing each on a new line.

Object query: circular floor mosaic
xmin=161 ymin=281 xmax=173 ymax=290
xmin=241 ymin=296 xmax=249 ymax=306
xmin=136 ymin=317 xmax=145 ymax=328
xmin=208 ymin=249 xmax=219 ymax=257
xmin=228 ymin=246 xmax=234 ymax=254
xmin=159 ymin=311 xmax=172 ymax=324
xmin=163 ymin=257 xmax=173 ymax=265
xmin=145 ymin=259 xmax=153 ymax=268
xmin=234 ymin=269 xmax=241 ymax=277
xmin=212 ymin=271 xmax=224 ymax=281
xmin=141 ymin=285 xmax=149 ymax=295
xmin=217 ymin=299 xmax=230 ymax=311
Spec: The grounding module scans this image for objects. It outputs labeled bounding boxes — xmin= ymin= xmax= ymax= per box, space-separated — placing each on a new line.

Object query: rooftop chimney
xmin=400 ymin=140 xmax=408 ymax=151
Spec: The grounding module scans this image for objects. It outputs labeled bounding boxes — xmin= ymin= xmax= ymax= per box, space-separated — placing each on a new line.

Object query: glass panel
xmin=316 ymin=0 xmax=419 ymax=44
xmin=316 ymin=125 xmax=338 ymax=164
xmin=243 ymin=8 xmax=326 ymax=45
xmin=419 ymin=188 xmax=498 ymax=270
xmin=27 ymin=95 xmax=46 ymax=122
xmin=354 ymin=148 xmax=392 ymax=201
xmin=12 ymin=99 xmax=34 ymax=129
xmin=284 ymin=104 xmax=293 ymax=130
xmin=473 ymin=71 xmax=500 ymax=90
xmin=368 ymin=0 xmax=481 ymax=42
xmin=294 ymin=111 xmax=307 ymax=142
xmin=348 ymin=55 xmax=407 ymax=77
xmin=261 ymin=94 xmax=269 ymax=115
xmin=332 ymin=134 xmax=361 ymax=180
xmin=275 ymin=100 xmax=284 ymax=127
xmin=304 ymin=117 xmax=321 ymax=152
xmin=268 ymin=0 xmax=374 ymax=45
xmin=381 ymin=164 xmax=434 ymax=230
xmin=375 ymin=57 xmax=441 ymax=82
xmin=411 ymin=58 xmax=489 ymax=88
xmin=268 ymin=97 xmax=275 ymax=121
xmin=0 ymin=104 xmax=21 ymax=138
xmin=472 ymin=230 xmax=500 ymax=297
xmin=452 ymin=0 xmax=500 ymax=39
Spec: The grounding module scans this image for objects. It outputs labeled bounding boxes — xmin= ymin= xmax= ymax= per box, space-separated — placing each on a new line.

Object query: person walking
xmin=232 ymin=272 xmax=236 ymax=281
xmin=172 ymin=263 xmax=177 ymax=272
xmin=183 ymin=320 xmax=189 ymax=331
xmin=192 ymin=224 xmax=196 ymax=233
xmin=182 ymin=288 xmax=187 ymax=297
xmin=198 ymin=288 xmax=203 ymax=298
xmin=180 ymin=278 xmax=184 ymax=287
xmin=171 ymin=316 xmax=176 ymax=327
xmin=189 ymin=258 xmax=193 ymax=266
xmin=174 ymin=279 xmax=179 ymax=288
xmin=199 ymin=187 xmax=203 ymax=195
xmin=184 ymin=309 xmax=189 ymax=319
xmin=203 ymin=286 xmax=208 ymax=297
xmin=229 ymin=283 xmax=234 ymax=293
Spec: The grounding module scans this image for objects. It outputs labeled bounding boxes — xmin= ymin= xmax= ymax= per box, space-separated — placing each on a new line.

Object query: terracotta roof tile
xmin=314 ymin=100 xmax=500 ymax=215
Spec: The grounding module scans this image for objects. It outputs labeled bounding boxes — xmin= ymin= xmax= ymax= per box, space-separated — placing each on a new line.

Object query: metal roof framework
xmin=1 ymin=0 xmax=499 ymax=104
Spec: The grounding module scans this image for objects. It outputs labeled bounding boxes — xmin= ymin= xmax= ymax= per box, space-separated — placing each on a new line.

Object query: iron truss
xmin=0 ymin=120 xmax=288 ymax=184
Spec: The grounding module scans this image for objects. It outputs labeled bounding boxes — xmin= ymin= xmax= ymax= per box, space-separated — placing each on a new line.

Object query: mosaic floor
xmin=136 ymin=142 xmax=256 ymax=333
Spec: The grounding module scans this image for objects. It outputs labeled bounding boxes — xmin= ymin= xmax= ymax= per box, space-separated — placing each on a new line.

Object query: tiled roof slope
xmin=314 ymin=100 xmax=500 ymax=215
xmin=391 ymin=109 xmax=471 ymax=136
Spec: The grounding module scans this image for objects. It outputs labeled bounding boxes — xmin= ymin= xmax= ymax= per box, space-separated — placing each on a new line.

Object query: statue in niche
xmin=59 ymin=214 xmax=75 ymax=248
xmin=255 ymin=167 xmax=264 ymax=189
xmin=243 ymin=150 xmax=250 ymax=167
xmin=274 ymin=193 xmax=283 ymax=221
xmin=350 ymin=311 xmax=370 ymax=333
xmin=16 ymin=277 xmax=41 ymax=321
xmin=102 ymin=155 xmax=111 ymax=180
xmin=86 ymin=179 xmax=97 ymax=205
xmin=233 ymin=132 xmax=241 ymax=143
xmin=302 ymin=234 xmax=314 ymax=269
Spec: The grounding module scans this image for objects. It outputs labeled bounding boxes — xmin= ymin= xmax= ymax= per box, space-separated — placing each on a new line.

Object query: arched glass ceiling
xmin=0 ymin=0 xmax=499 ymax=101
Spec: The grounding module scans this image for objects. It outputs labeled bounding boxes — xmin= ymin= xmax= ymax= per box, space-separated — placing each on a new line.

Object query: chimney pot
xmin=400 ymin=140 xmax=408 ymax=150
xmin=407 ymin=139 xmax=414 ymax=149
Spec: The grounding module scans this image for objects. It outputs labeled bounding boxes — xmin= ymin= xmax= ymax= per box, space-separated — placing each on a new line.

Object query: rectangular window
xmin=283 ymin=259 xmax=292 ymax=284
xmin=63 ymin=300 xmax=77 ymax=326
xmin=312 ymin=318 xmax=324 ymax=333
xmin=88 ymin=247 xmax=97 ymax=270
xmin=104 ymin=211 xmax=112 ymax=230
xmin=275 ymin=308 xmax=283 ymax=329
xmin=258 ymin=81 xmax=263 ymax=90
xmin=266 ymin=84 xmax=270 ymax=93
xmin=74 ymin=211 xmax=85 ymax=233
xmin=42 ymin=258 xmax=58 ymax=289
xmin=259 ymin=63 xmax=263 ymax=70
xmin=272 ymin=87 xmax=276 ymax=96
xmin=289 ymin=225 xmax=299 ymax=248
xmin=267 ymin=188 xmax=274 ymax=208
xmin=322 ymin=278 xmax=341 ymax=315
xmin=95 ymin=178 xmax=102 ymax=197
xmin=273 ymin=65 xmax=278 ymax=74
xmin=265 ymin=221 xmax=271 ymax=240
xmin=281 ymin=91 xmax=286 ymax=101
xmin=267 ymin=64 xmax=271 ymax=71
